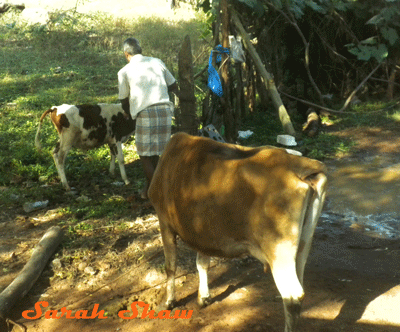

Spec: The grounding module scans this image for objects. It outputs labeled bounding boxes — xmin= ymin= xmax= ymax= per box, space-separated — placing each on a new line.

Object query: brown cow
xmin=148 ymin=132 xmax=327 ymax=332
xmin=35 ymin=104 xmax=135 ymax=191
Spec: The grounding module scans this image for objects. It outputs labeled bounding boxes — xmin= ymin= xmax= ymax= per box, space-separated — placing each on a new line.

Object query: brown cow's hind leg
xmin=270 ymin=241 xmax=304 ymax=332
xmin=158 ymin=220 xmax=177 ymax=310
xmin=297 ymin=173 xmax=327 ymax=284
xmin=196 ymin=252 xmax=212 ymax=307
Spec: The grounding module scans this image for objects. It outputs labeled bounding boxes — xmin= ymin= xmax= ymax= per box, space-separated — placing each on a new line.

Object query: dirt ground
xmin=1 ymin=124 xmax=399 ymax=332
xmin=1 ymin=1 xmax=400 ymax=332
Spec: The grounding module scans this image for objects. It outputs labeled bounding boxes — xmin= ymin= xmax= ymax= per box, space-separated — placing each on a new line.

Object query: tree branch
xmin=264 ymin=1 xmax=324 ymax=104
xmin=231 ymin=10 xmax=296 ymax=136
xmin=280 ymin=62 xmax=383 ymax=114
xmin=339 ymin=62 xmax=381 ymax=112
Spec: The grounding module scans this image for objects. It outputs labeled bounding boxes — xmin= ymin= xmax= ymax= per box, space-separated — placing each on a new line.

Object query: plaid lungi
xmin=135 ymin=103 xmax=173 ymax=156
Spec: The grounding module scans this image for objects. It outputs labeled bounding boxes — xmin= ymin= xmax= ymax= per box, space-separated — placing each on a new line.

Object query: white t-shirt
xmin=118 ymin=54 xmax=176 ymax=119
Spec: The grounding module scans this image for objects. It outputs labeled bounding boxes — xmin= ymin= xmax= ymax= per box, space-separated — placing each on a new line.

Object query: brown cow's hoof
xmin=140 ymin=188 xmax=148 ymax=200
xmin=198 ymin=296 xmax=212 ymax=308
xmin=157 ymin=300 xmax=176 ymax=311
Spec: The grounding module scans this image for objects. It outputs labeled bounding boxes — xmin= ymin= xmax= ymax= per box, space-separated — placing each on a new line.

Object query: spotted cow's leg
xmin=115 ymin=142 xmax=130 ymax=185
xmin=53 ymin=136 xmax=73 ymax=191
xmin=108 ymin=143 xmax=117 ymax=177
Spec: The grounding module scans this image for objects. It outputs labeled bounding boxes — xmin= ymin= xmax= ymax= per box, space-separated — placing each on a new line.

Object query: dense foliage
xmin=200 ymin=0 xmax=400 ymax=111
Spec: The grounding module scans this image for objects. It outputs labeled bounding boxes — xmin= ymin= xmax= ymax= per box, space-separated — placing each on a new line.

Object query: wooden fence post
xmin=220 ymin=0 xmax=236 ymax=142
xmin=177 ymin=35 xmax=198 ymax=135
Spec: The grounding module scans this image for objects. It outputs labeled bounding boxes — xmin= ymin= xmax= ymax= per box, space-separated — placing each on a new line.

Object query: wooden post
xmin=231 ymin=11 xmax=296 ymax=136
xmin=177 ymin=35 xmax=198 ymax=135
xmin=220 ymin=0 xmax=236 ymax=142
xmin=244 ymin=59 xmax=256 ymax=114
xmin=234 ymin=61 xmax=244 ymax=130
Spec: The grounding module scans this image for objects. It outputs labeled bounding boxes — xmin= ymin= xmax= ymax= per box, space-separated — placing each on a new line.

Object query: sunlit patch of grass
xmin=74 ymin=195 xmax=129 ymax=220
xmin=299 ymin=102 xmax=399 ymax=160
xmin=302 ymin=133 xmax=355 ymax=160
xmin=331 ymin=101 xmax=400 ymax=129
xmin=0 ymin=9 xmax=209 ymax=187
xmin=389 ymin=109 xmax=400 ymax=122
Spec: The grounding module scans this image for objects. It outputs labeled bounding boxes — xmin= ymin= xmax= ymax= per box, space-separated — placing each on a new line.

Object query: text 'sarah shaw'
xmin=22 ymin=301 xmax=193 ymax=320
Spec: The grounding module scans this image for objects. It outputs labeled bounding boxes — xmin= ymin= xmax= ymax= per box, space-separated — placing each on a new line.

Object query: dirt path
xmin=1 ymin=2 xmax=400 ymax=332
xmin=2 ymin=124 xmax=399 ymax=332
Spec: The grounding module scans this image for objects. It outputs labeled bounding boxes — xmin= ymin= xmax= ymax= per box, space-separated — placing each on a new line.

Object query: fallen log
xmin=0 ymin=226 xmax=63 ymax=321
xmin=302 ymin=108 xmax=321 ymax=137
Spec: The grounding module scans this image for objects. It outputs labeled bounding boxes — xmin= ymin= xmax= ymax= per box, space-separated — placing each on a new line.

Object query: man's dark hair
xmin=123 ymin=38 xmax=142 ymax=55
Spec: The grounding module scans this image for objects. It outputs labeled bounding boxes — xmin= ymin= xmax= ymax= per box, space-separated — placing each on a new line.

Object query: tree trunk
xmin=244 ymin=60 xmax=255 ymax=114
xmin=256 ymin=74 xmax=270 ymax=108
xmin=386 ymin=66 xmax=397 ymax=100
xmin=0 ymin=226 xmax=63 ymax=320
xmin=177 ymin=35 xmax=198 ymax=135
xmin=231 ymin=11 xmax=296 ymax=136
xmin=234 ymin=62 xmax=245 ymax=130
xmin=221 ymin=0 xmax=236 ymax=142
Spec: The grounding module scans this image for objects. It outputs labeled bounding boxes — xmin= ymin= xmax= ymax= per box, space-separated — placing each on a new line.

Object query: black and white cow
xmin=35 ymin=104 xmax=135 ymax=191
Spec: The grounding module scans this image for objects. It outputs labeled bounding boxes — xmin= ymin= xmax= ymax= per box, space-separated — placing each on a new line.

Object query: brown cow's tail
xmin=295 ymin=157 xmax=328 ymax=200
xmin=35 ymin=108 xmax=55 ymax=151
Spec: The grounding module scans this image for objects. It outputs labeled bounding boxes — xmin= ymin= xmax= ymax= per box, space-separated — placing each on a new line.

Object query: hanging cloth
xmin=207 ymin=45 xmax=230 ymax=97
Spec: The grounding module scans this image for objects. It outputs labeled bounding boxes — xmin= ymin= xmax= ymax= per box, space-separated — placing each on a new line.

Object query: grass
xmin=0 ymin=8 xmax=210 ymax=262
xmin=0 ymin=8 xmax=210 ymax=185
xmin=327 ymin=101 xmax=400 ymax=129
xmin=301 ymin=101 xmax=400 ymax=159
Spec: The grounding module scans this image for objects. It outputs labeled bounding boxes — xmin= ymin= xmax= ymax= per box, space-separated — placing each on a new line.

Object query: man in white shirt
xmin=118 ymin=37 xmax=180 ymax=199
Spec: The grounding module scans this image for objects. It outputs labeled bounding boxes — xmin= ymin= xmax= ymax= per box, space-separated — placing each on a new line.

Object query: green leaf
xmin=270 ymin=0 xmax=283 ymax=8
xmin=351 ymin=46 xmax=372 ymax=61
xmin=367 ymin=8 xmax=396 ymax=25
xmin=360 ymin=37 xmax=378 ymax=45
xmin=366 ymin=14 xmax=384 ymax=25
xmin=235 ymin=0 xmax=265 ymax=17
xmin=290 ymin=3 xmax=304 ymax=19
xmin=346 ymin=43 xmax=388 ymax=63
xmin=306 ymin=0 xmax=327 ymax=14
xmin=333 ymin=1 xmax=351 ymax=11
xmin=372 ymin=44 xmax=389 ymax=62
xmin=380 ymin=27 xmax=399 ymax=45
